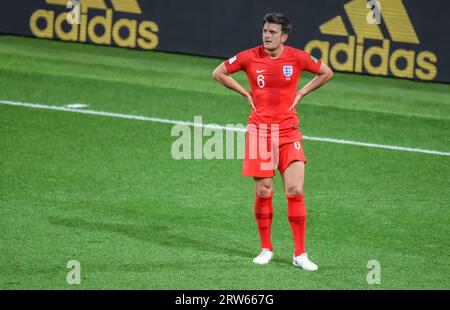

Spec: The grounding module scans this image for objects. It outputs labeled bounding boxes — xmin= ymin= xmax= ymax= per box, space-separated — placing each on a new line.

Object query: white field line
xmin=1 ymin=99 xmax=449 ymax=157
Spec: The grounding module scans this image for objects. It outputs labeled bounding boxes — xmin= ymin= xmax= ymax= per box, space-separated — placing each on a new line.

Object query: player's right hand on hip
xmin=246 ymin=93 xmax=257 ymax=111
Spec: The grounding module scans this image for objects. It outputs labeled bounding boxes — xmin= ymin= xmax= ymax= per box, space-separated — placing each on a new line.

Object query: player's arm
xmin=289 ymin=62 xmax=333 ymax=111
xmin=212 ymin=62 xmax=256 ymax=111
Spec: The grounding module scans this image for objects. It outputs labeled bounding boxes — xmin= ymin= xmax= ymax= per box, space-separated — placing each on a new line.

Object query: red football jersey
xmin=224 ymin=45 xmax=321 ymax=132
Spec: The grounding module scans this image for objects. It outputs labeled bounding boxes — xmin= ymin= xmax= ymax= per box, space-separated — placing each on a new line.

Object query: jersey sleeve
xmin=297 ymin=50 xmax=322 ymax=74
xmin=224 ymin=50 xmax=251 ymax=74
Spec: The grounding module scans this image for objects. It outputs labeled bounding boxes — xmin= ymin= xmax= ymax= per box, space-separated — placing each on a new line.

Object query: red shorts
xmin=242 ymin=126 xmax=307 ymax=178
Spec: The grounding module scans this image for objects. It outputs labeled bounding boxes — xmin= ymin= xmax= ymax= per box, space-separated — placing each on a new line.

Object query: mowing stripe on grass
xmin=1 ymin=99 xmax=450 ymax=157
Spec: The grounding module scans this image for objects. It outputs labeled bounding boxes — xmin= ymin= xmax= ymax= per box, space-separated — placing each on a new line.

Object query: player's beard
xmin=264 ymin=41 xmax=282 ymax=52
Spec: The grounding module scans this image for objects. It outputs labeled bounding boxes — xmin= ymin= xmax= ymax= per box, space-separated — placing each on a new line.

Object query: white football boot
xmin=253 ymin=248 xmax=273 ymax=265
xmin=292 ymin=253 xmax=318 ymax=271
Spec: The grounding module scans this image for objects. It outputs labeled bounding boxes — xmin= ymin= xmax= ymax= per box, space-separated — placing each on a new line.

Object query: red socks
xmin=254 ymin=193 xmax=307 ymax=255
xmin=287 ymin=195 xmax=306 ymax=256
xmin=254 ymin=193 xmax=273 ymax=251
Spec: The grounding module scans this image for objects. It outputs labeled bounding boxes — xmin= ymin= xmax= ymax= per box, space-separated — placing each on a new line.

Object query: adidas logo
xmin=304 ymin=0 xmax=437 ymax=81
xmin=30 ymin=0 xmax=159 ymax=50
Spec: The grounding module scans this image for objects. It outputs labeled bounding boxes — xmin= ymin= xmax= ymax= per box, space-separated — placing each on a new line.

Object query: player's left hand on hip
xmin=289 ymin=93 xmax=304 ymax=111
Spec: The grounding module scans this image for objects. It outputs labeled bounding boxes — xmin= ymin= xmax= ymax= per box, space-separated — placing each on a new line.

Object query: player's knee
xmin=285 ymin=186 xmax=304 ymax=196
xmin=255 ymin=187 xmax=273 ymax=198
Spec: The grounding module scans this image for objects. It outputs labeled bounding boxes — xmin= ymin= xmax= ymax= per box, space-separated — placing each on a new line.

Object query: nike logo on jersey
xmin=256 ymin=70 xmax=266 ymax=73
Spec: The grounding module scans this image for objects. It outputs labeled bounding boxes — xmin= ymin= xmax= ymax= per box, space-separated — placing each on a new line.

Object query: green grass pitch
xmin=0 ymin=35 xmax=449 ymax=289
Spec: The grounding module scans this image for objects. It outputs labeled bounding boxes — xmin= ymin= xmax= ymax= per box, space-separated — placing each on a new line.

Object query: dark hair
xmin=262 ymin=12 xmax=292 ymax=34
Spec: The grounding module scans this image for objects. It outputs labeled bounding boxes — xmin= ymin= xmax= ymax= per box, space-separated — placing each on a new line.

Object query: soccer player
xmin=212 ymin=12 xmax=333 ymax=271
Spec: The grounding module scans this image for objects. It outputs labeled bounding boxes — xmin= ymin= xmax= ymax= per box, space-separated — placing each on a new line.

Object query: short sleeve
xmin=297 ymin=50 xmax=322 ymax=74
xmin=224 ymin=50 xmax=250 ymax=74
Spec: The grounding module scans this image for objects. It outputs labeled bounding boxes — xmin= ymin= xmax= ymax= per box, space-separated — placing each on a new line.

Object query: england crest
xmin=283 ymin=65 xmax=293 ymax=77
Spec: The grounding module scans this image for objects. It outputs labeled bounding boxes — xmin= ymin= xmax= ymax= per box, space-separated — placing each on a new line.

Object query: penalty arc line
xmin=1 ymin=99 xmax=450 ymax=157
